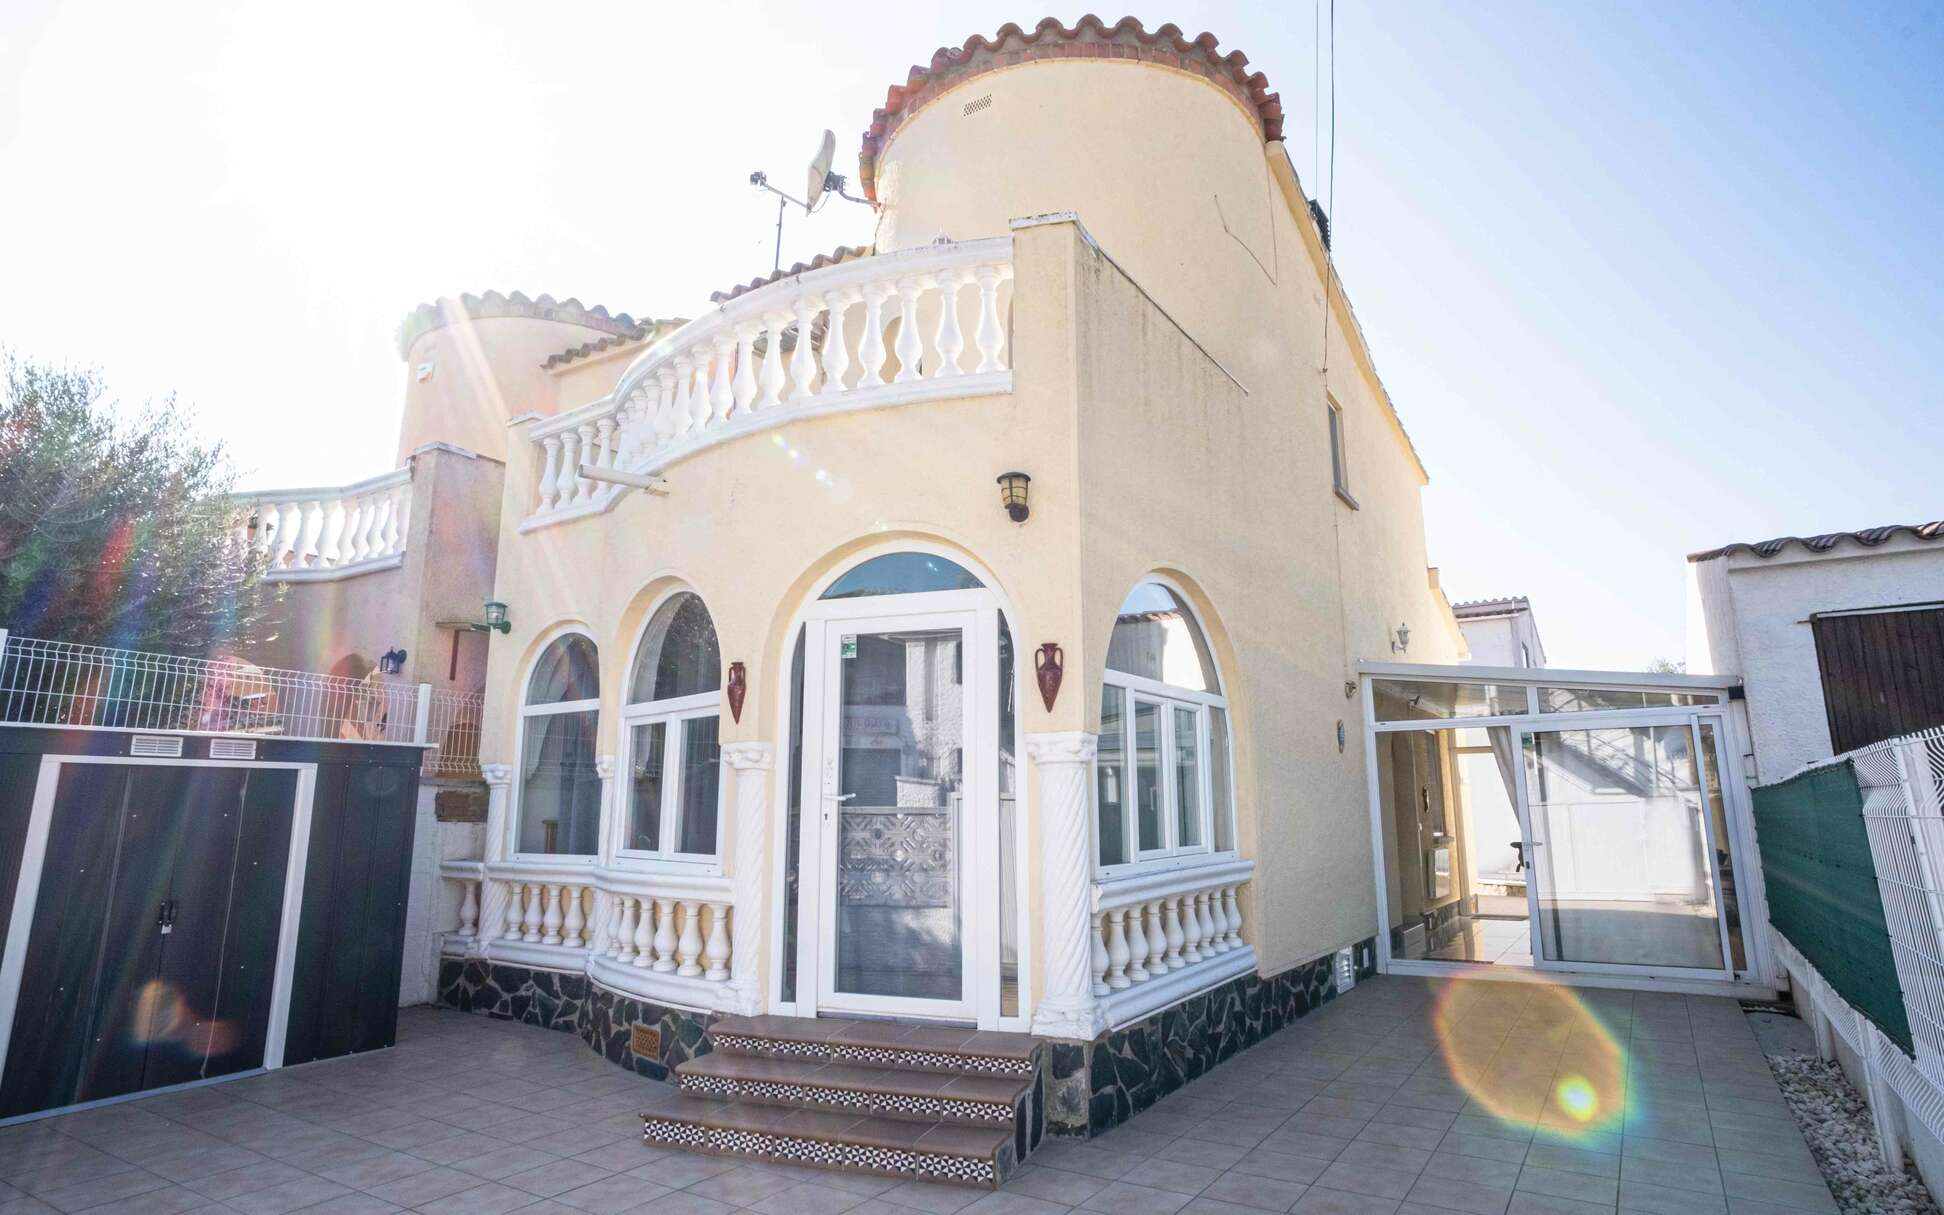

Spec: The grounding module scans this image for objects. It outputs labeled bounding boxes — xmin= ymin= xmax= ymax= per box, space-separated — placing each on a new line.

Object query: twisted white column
xmin=720 ymin=742 xmax=774 ymax=1014
xmin=475 ymin=764 xmax=514 ymax=959
xmin=1026 ymin=732 xmax=1103 ymax=1040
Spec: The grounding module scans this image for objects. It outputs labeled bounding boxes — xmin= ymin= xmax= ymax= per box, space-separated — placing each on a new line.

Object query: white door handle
xmin=827 ymin=792 xmax=857 ymax=803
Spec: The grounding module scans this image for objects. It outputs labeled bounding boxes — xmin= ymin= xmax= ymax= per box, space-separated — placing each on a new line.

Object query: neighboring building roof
xmin=396 ymin=291 xmax=647 ymax=359
xmin=712 ymin=246 xmax=873 ymax=304
xmin=859 ymin=16 xmax=1283 ymax=201
xmin=1688 ymin=521 xmax=1944 ymax=563
xmin=1451 ymin=596 xmax=1532 ymax=620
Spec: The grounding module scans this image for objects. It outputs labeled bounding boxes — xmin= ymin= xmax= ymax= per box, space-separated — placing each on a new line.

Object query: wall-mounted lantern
xmin=1391 ymin=622 xmax=1411 ymax=655
xmin=997 ymin=472 xmax=1031 ymax=523
xmin=470 ymin=601 xmax=512 ymax=636
xmin=378 ymin=648 xmax=408 ymax=675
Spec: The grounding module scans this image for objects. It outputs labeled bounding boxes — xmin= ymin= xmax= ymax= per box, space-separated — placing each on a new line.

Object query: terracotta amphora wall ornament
xmin=726 ymin=662 xmax=747 ymax=723
xmin=1035 ymin=643 xmax=1064 ymax=712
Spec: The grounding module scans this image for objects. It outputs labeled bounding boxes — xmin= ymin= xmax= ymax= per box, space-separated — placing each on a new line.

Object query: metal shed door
xmin=0 ymin=764 xmax=295 ymax=1117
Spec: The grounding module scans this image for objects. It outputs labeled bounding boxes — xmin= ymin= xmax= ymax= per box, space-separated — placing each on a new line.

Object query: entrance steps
xmin=640 ymin=1015 xmax=1042 ymax=1188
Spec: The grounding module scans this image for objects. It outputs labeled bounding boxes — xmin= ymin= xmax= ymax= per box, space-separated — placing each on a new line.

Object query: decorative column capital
xmin=481 ymin=763 xmax=514 ymax=789
xmin=1025 ymin=731 xmax=1098 ymax=765
xmin=721 ymin=741 xmax=774 ymax=771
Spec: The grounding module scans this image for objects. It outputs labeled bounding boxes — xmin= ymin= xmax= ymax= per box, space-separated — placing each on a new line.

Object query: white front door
xmin=795 ymin=594 xmax=997 ymax=1022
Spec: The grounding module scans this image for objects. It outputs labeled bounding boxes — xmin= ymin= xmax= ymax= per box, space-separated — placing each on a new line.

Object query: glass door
xmin=1519 ymin=713 xmax=1737 ymax=977
xmin=813 ymin=610 xmax=979 ymax=1019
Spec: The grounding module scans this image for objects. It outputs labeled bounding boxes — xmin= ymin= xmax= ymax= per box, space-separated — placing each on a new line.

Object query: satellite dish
xmin=805 ymin=129 xmax=835 ymax=212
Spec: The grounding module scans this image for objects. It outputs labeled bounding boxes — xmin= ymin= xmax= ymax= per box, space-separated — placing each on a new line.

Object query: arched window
xmin=622 ymin=592 xmax=723 ymax=859
xmin=820 ymin=552 xmax=983 ymax=599
xmin=518 ymin=633 xmax=602 ymax=856
xmin=1095 ymin=582 xmax=1235 ymax=867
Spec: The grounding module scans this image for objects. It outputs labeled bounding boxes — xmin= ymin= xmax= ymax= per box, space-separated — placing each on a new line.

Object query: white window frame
xmin=613 ymin=592 xmax=726 ymax=871
xmin=616 ymin=690 xmax=724 ymax=869
xmin=1328 ymin=396 xmax=1358 ymax=509
xmin=1093 ymin=580 xmax=1239 ymax=876
xmin=511 ymin=627 xmax=602 ymax=864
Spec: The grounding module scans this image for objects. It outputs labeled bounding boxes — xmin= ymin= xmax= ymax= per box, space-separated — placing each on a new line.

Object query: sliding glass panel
xmin=518 ymin=708 xmax=602 ymax=855
xmin=1209 ymin=706 xmax=1234 ymax=852
xmin=1097 ymin=687 xmax=1128 ymax=865
xmin=1524 ymin=724 xmax=1725 ymax=971
xmin=1698 ymin=722 xmax=1746 ymax=971
xmin=1133 ymin=699 xmax=1163 ymax=852
xmin=626 ymin=721 xmax=667 ymax=851
xmin=1380 ymin=727 xmax=1530 ymax=965
xmin=676 ymin=716 xmax=720 ymax=855
xmin=1174 ymin=705 xmax=1202 ymax=847
xmin=1373 ymin=679 xmax=1524 ymax=722
xmin=1538 ymin=687 xmax=1722 ymax=713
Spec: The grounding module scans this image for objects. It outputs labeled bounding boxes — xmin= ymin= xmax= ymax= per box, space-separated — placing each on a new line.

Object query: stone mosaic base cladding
xmin=437 ymin=956 xmax=710 ymax=1081
xmin=1048 ymin=937 xmax=1379 ymax=1137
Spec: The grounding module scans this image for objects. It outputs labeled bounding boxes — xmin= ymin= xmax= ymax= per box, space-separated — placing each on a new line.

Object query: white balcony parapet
xmin=439 ymin=857 xmax=738 ymax=1013
xmin=522 ymin=237 xmax=1015 ymax=529
xmin=236 ymin=465 xmax=413 ymax=581
xmin=1090 ymin=857 xmax=1255 ymax=1029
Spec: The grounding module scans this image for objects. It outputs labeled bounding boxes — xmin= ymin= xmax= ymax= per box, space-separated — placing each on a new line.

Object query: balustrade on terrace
xmin=235 ymin=465 xmax=413 ymax=581
xmin=524 ymin=237 xmax=1015 ymax=528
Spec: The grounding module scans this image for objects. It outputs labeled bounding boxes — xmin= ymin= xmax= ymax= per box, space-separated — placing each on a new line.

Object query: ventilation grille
xmin=130 ymin=734 xmax=184 ymax=758
xmin=962 ymin=94 xmax=992 ymax=117
xmin=209 ymin=738 xmax=258 ymax=760
xmin=1334 ymin=945 xmax=1357 ymax=992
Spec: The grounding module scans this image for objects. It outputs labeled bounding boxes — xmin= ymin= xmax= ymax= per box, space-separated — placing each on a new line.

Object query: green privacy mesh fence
xmin=1752 ymin=761 xmax=1914 ymax=1053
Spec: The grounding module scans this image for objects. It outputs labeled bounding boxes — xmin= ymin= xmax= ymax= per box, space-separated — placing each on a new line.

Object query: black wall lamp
xmin=998 ymin=471 xmax=1031 ymax=523
xmin=378 ymin=648 xmax=408 ymax=675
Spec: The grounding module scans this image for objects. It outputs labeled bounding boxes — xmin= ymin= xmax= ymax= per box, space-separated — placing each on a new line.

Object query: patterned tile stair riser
xmin=645 ymin=1014 xmax=1043 ymax=1187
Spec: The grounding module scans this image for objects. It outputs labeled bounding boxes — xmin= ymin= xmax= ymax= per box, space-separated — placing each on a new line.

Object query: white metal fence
xmin=1770 ymin=724 xmax=1944 ymax=1168
xmin=1856 ymin=727 xmax=1944 ymax=1084
xmin=0 ymin=630 xmax=484 ymax=779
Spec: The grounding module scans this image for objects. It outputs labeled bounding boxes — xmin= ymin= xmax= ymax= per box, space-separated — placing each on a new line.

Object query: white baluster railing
xmin=237 ymin=466 xmax=413 ymax=581
xmin=440 ymin=859 xmax=737 ymax=1010
xmin=522 ymin=238 xmax=1015 ymax=529
xmin=1090 ymin=859 xmax=1255 ymax=1028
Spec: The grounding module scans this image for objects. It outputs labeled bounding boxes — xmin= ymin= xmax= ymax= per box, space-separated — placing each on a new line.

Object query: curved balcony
xmin=236 ymin=466 xmax=413 ymax=581
xmin=522 ymin=236 xmax=1015 ymax=530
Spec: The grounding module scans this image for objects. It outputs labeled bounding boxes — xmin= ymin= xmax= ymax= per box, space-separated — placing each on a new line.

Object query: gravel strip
xmin=1769 ymin=1051 xmax=1941 ymax=1215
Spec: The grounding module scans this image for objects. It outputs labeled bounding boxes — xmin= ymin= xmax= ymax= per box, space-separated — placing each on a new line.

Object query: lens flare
xmin=1430 ymin=979 xmax=1629 ymax=1143
xmin=1555 ymin=1074 xmax=1599 ymax=1122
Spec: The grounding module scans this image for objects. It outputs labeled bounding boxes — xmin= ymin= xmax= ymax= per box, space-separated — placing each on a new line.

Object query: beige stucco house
xmin=417 ymin=16 xmax=1459 ymax=1162
xmin=212 ymin=16 xmax=1775 ymax=1187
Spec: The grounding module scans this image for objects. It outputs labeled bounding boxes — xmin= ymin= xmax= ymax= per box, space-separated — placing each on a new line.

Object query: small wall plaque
xmin=435 ymin=789 xmax=487 ymax=823
xmin=631 ymin=1023 xmax=661 ymax=1060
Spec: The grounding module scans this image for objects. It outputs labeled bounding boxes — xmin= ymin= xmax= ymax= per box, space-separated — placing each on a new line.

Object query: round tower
xmin=862 ymin=17 xmax=1287 ymax=380
xmin=395 ymin=292 xmax=650 ymax=463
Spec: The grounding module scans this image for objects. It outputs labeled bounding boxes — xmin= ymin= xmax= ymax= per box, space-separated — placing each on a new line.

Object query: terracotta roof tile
xmin=859 ymin=16 xmax=1284 ymax=201
xmin=1451 ymin=596 xmax=1531 ymax=618
xmin=1688 ymin=521 xmax=1944 ymax=563
xmin=711 ymin=246 xmax=873 ymax=304
xmin=541 ymin=319 xmax=688 ymax=371
xmin=396 ymin=291 xmax=646 ymax=359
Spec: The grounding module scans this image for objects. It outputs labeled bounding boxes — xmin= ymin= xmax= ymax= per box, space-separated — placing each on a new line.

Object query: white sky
xmin=3 ymin=1 xmax=1939 ymax=670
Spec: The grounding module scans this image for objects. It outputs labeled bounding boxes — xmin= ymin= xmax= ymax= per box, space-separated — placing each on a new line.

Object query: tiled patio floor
xmin=0 ymin=976 xmax=1837 ymax=1215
